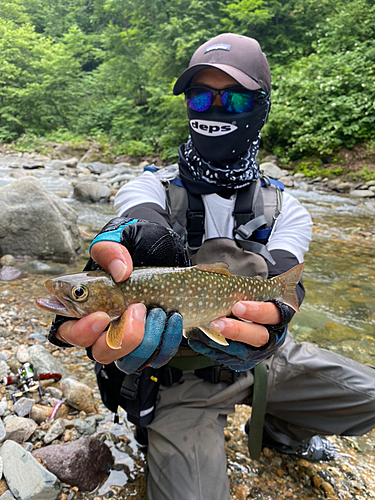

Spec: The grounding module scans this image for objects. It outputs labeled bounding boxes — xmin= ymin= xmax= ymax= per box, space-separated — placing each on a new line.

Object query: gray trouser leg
xmin=264 ymin=332 xmax=375 ymax=446
xmin=146 ymin=371 xmax=254 ymax=500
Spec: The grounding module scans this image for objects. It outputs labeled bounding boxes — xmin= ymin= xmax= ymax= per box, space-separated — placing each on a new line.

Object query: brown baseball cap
xmin=173 ymin=33 xmax=271 ymax=95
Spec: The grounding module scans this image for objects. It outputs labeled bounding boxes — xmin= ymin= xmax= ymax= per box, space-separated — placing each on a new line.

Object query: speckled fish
xmin=36 ymin=262 xmax=304 ymax=349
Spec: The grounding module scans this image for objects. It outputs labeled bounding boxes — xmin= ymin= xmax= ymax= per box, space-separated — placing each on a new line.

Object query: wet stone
xmin=13 ymin=398 xmax=35 ymax=418
xmin=44 ymin=419 xmax=65 ymax=444
xmin=5 ymin=416 xmax=37 ymax=442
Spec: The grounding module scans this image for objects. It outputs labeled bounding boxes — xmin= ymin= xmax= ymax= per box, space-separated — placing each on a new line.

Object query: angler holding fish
xmin=42 ymin=33 xmax=375 ymax=500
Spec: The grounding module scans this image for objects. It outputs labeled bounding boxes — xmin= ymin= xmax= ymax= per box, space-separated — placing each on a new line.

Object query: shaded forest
xmin=0 ymin=0 xmax=374 ymax=161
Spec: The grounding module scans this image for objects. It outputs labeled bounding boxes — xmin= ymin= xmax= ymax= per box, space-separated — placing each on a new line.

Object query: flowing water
xmin=287 ymin=188 xmax=375 ymax=367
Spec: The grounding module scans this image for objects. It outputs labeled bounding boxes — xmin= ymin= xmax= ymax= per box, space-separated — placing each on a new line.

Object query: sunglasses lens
xmin=185 ymin=88 xmax=213 ymax=112
xmin=221 ymin=91 xmax=257 ymax=113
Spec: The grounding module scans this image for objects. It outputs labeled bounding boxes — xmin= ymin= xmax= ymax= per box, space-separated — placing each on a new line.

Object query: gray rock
xmin=44 ymin=387 xmax=63 ymax=400
xmin=261 ymin=155 xmax=277 ymax=163
xmin=293 ymin=173 xmax=306 ymax=179
xmin=83 ymin=161 xmax=114 ymax=175
xmin=279 ymin=176 xmax=294 ymax=187
xmin=73 ymin=180 xmax=111 ymax=203
xmin=45 ymin=160 xmax=67 ymax=170
xmin=32 ymin=438 xmax=113 ymax=492
xmin=0 ymin=399 xmax=8 ymax=417
xmin=44 ymin=419 xmax=65 ymax=444
xmin=0 ymin=491 xmax=16 ymax=500
xmin=0 ymin=361 xmax=9 ymax=378
xmin=365 ymin=180 xmax=375 ymax=187
xmin=13 ymin=398 xmax=35 ymax=418
xmin=326 ymin=179 xmax=341 ymax=190
xmin=1 ymin=440 xmax=61 ymax=500
xmin=350 ymin=189 xmax=375 ymax=198
xmin=0 ymin=419 xmax=6 ymax=443
xmin=5 ymin=416 xmax=37 ymax=442
xmin=22 ymin=162 xmax=45 ymax=170
xmin=334 ymin=182 xmax=357 ymax=192
xmin=63 ymin=157 xmax=79 ymax=168
xmin=0 ymin=177 xmax=81 ymax=263
xmin=16 ymin=260 xmax=66 ymax=276
xmin=28 ymin=345 xmax=68 ymax=379
xmin=0 ymin=328 xmax=11 ymax=339
xmin=259 ymin=162 xmax=283 ymax=179
xmin=69 ymin=418 xmax=96 ymax=436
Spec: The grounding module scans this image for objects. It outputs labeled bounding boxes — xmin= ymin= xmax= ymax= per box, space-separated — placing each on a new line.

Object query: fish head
xmin=36 ymin=270 xmax=127 ymax=319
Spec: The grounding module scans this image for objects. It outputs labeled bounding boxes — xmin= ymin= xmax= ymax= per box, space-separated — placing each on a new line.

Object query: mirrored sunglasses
xmin=185 ymin=86 xmax=267 ymax=114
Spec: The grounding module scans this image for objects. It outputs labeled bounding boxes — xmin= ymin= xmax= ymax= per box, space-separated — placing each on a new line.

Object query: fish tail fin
xmin=274 ymin=262 xmax=305 ymax=313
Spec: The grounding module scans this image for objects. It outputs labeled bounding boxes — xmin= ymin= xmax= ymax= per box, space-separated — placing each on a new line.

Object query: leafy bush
xmin=263 ymin=40 xmax=375 ymax=160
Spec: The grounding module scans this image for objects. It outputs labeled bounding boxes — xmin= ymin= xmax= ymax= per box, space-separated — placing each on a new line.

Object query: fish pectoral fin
xmin=199 ymin=325 xmax=229 ymax=346
xmin=106 ymin=312 xmax=127 ymax=350
xmin=194 ymin=262 xmax=232 ymax=277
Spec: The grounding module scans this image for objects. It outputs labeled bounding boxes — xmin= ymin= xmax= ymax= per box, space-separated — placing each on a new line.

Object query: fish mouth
xmin=35 ymin=295 xmax=81 ymax=318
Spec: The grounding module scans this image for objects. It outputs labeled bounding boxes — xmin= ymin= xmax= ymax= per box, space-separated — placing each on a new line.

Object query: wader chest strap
xmin=248 ymin=361 xmax=268 ymax=460
xmin=186 ymin=191 xmax=205 ymax=249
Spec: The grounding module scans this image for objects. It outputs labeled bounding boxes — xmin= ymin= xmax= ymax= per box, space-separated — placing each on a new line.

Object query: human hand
xmin=51 ymin=218 xmax=189 ymax=372
xmin=187 ymin=301 xmax=287 ymax=371
xmin=210 ymin=301 xmax=282 ymax=347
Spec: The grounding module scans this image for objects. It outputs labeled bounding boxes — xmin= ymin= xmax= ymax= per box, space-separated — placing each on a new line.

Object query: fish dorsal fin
xmin=195 ymin=262 xmax=232 ymax=277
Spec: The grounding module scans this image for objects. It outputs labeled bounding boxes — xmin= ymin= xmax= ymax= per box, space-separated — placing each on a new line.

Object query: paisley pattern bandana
xmin=179 ymin=134 xmax=260 ymax=192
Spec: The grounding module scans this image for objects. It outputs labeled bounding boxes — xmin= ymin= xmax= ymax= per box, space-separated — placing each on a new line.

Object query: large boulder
xmin=0 ymin=177 xmax=81 ymax=263
xmin=32 ymin=438 xmax=113 ymax=492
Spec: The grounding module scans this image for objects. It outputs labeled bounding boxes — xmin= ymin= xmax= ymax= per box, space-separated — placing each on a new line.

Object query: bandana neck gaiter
xmin=179 ymin=98 xmax=270 ymax=194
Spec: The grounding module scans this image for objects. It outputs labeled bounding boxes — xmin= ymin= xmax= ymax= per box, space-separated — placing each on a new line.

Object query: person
xmin=48 ymin=33 xmax=375 ymax=500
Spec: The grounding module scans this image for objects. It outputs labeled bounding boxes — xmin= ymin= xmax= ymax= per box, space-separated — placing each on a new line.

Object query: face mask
xmin=187 ymin=99 xmax=270 ymax=164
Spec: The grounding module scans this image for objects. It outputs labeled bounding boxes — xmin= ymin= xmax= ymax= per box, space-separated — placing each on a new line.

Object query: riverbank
xmin=0 ymin=145 xmax=375 ymax=499
xmin=0 ymin=275 xmax=375 ymax=500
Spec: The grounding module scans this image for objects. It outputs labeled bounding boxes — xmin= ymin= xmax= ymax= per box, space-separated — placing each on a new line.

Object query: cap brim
xmin=173 ymin=63 xmax=262 ymax=95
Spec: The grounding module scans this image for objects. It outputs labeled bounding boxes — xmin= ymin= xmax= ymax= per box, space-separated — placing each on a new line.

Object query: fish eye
xmin=71 ymin=285 xmax=89 ymax=302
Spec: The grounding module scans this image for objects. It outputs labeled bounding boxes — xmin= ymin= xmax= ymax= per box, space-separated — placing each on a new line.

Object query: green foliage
xmin=263 ymin=37 xmax=375 ymax=159
xmin=0 ymin=0 xmax=374 ymax=160
xmin=293 ymin=158 xmax=343 ymax=178
xmin=348 ymin=166 xmax=375 ymax=183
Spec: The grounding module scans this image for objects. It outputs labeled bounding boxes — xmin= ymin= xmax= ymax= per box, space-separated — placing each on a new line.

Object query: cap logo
xmin=205 ymin=43 xmax=231 ymax=53
xmin=190 ymin=119 xmax=237 ymax=136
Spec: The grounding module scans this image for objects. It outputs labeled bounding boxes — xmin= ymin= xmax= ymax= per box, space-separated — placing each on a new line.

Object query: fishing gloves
xmin=187 ymin=300 xmax=291 ymax=371
xmin=88 ymin=217 xmax=190 ymax=269
xmin=88 ymin=217 xmax=190 ymax=373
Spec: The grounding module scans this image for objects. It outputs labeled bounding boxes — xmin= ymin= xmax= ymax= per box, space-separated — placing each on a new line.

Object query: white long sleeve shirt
xmin=114 ymin=171 xmax=312 ymax=263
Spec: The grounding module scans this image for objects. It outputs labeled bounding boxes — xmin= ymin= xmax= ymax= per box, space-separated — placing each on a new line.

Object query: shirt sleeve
xmin=114 ymin=171 xmax=167 ymax=216
xmin=266 ymin=191 xmax=313 ymax=263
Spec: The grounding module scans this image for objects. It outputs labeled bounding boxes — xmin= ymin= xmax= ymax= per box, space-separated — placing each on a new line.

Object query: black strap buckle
xmin=195 ymin=366 xmax=239 ymax=384
xmin=120 ymin=372 xmax=141 ymax=400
